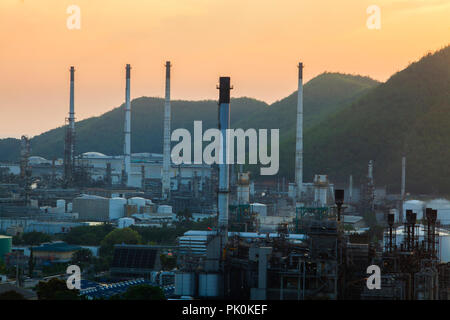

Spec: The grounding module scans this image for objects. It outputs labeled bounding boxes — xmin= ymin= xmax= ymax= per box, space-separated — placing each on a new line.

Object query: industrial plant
xmin=1 ymin=60 xmax=450 ymax=301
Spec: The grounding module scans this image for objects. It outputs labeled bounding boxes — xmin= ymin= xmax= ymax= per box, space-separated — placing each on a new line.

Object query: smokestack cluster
xmin=218 ymin=77 xmax=232 ymax=243
xmin=162 ymin=61 xmax=172 ymax=199
xmin=295 ymin=62 xmax=304 ymax=201
xmin=123 ymin=64 xmax=132 ymax=186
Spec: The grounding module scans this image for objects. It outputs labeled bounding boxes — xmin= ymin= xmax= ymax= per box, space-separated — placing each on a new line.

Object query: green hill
xmin=296 ymin=45 xmax=450 ymax=194
xmin=236 ymin=72 xmax=379 ymax=134
xmin=0 ymin=97 xmax=268 ymax=162
xmin=0 ymin=73 xmax=377 ymax=164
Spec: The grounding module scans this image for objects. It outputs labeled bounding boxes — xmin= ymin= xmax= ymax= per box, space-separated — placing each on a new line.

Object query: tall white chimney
xmin=162 ymin=61 xmax=172 ymax=199
xmin=64 ymin=66 xmax=75 ymax=186
xmin=295 ymin=62 xmax=304 ymax=200
xmin=123 ymin=64 xmax=131 ymax=186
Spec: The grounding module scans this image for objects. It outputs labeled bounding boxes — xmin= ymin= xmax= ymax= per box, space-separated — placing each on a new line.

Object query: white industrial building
xmin=72 ymin=194 xmax=127 ymax=221
xmin=77 ymin=152 xmax=212 ymax=189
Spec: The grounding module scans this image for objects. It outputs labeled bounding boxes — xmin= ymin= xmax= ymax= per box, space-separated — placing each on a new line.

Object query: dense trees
xmin=36 ymin=278 xmax=82 ymax=300
xmin=13 ymin=232 xmax=52 ymax=246
xmin=71 ymin=248 xmax=93 ymax=266
xmin=0 ymin=290 xmax=25 ymax=300
xmin=64 ymin=224 xmax=114 ymax=246
xmin=99 ymin=228 xmax=142 ymax=257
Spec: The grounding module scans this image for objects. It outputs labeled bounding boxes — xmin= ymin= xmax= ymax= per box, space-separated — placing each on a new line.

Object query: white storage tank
xmin=198 ymin=273 xmax=220 ymax=297
xmin=251 ymin=203 xmax=267 ymax=217
xmin=157 ymin=205 xmax=173 ymax=214
xmin=128 ymin=197 xmax=147 ymax=209
xmin=56 ymin=199 xmax=66 ymax=214
xmin=118 ymin=217 xmax=135 ymax=229
xmin=175 ymin=272 xmax=196 ymax=296
xmin=109 ymin=197 xmax=127 ymax=220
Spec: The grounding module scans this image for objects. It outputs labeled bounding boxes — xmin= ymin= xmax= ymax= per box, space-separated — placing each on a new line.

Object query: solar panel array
xmin=111 ymin=247 xmax=158 ymax=269
xmin=79 ymin=278 xmax=175 ymax=300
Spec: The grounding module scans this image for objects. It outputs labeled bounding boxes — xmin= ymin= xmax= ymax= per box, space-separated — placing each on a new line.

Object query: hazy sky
xmin=0 ymin=0 xmax=449 ymax=138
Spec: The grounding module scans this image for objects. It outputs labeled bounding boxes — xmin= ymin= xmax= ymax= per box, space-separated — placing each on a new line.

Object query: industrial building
xmin=31 ymin=242 xmax=82 ymax=264
xmin=0 ymin=235 xmax=12 ymax=262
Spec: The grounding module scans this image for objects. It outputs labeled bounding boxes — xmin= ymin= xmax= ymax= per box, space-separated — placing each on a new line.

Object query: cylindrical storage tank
xmin=0 ymin=235 xmax=12 ymax=262
xmin=251 ymin=203 xmax=267 ymax=217
xmin=109 ymin=197 xmax=127 ymax=220
xmin=56 ymin=199 xmax=66 ymax=214
xmin=157 ymin=205 xmax=173 ymax=214
xmin=128 ymin=197 xmax=146 ymax=209
xmin=118 ymin=217 xmax=135 ymax=229
xmin=175 ymin=272 xmax=196 ymax=296
xmin=198 ymin=273 xmax=220 ymax=297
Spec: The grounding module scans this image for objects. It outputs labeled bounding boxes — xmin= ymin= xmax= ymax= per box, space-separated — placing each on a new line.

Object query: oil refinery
xmin=1 ymin=58 xmax=450 ymax=302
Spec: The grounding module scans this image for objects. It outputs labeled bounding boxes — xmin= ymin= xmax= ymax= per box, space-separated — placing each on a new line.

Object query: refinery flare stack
xmin=295 ymin=62 xmax=304 ymax=202
xmin=123 ymin=64 xmax=132 ymax=187
xmin=162 ymin=61 xmax=172 ymax=200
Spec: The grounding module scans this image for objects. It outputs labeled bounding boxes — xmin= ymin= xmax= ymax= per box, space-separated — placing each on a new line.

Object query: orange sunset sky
xmin=0 ymin=0 xmax=449 ymax=138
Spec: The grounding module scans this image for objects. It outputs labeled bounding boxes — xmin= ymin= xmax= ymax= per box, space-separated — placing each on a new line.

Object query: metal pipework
xmin=123 ymin=64 xmax=131 ymax=186
xmin=387 ymin=213 xmax=395 ymax=252
xmin=405 ymin=210 xmax=412 ymax=251
xmin=431 ymin=209 xmax=438 ymax=257
xmin=295 ymin=62 xmax=304 ymax=200
xmin=217 ymin=77 xmax=232 ymax=239
xmin=162 ymin=61 xmax=172 ymax=199
xmin=411 ymin=212 xmax=417 ymax=250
